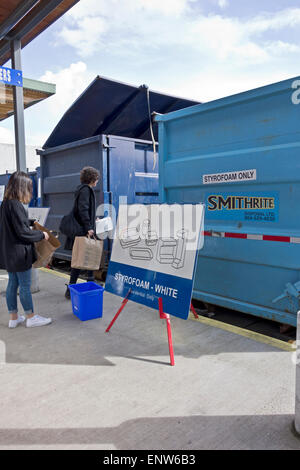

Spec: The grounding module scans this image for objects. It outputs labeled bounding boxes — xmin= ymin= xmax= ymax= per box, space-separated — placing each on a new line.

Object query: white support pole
xmin=10 ymin=39 xmax=26 ymax=173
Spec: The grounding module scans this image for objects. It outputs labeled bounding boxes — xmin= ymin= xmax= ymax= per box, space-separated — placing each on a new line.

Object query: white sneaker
xmin=26 ymin=314 xmax=52 ymax=328
xmin=8 ymin=315 xmax=26 ymax=329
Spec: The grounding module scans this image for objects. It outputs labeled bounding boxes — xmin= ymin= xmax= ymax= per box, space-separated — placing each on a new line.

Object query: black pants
xmin=69 ymin=268 xmax=94 ymax=285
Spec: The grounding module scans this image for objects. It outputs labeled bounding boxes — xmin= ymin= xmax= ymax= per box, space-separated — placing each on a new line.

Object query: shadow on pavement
xmin=0 ymin=414 xmax=299 ymax=450
xmin=0 ymin=270 xmax=290 ymax=367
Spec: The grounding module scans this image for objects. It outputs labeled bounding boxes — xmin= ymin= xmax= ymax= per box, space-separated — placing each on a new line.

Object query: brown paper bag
xmin=71 ymin=236 xmax=103 ymax=270
xmin=32 ymin=222 xmax=61 ymax=268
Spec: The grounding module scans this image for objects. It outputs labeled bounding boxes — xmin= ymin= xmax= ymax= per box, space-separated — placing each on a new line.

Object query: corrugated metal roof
xmin=0 ymin=77 xmax=55 ymax=121
xmin=43 ymin=76 xmax=200 ymax=148
xmin=0 ymin=1 xmax=80 ymax=65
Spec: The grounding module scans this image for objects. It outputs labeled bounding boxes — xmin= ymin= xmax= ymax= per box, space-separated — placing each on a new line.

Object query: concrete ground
xmin=0 ymin=268 xmax=299 ymax=450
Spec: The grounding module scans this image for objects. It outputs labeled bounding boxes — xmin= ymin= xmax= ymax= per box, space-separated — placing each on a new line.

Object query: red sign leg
xmin=106 ymin=289 xmax=131 ymax=333
xmin=158 ymin=298 xmax=175 ymax=366
xmin=190 ymin=303 xmax=199 ymax=319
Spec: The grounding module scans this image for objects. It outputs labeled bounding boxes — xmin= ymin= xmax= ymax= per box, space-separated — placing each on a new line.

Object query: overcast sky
xmin=1 ymin=0 xmax=300 ymax=147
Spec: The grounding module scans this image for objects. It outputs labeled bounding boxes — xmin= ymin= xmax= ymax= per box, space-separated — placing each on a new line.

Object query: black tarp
xmin=43 ymin=76 xmax=200 ymax=148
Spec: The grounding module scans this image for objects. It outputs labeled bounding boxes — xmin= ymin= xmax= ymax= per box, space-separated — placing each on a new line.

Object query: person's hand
xmin=43 ymin=232 xmax=49 ymax=241
xmin=87 ymin=230 xmax=94 ymax=237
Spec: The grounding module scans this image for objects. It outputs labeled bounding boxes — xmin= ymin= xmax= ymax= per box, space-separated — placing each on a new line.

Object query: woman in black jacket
xmin=65 ymin=166 xmax=99 ymax=299
xmin=0 ymin=172 xmax=52 ymax=328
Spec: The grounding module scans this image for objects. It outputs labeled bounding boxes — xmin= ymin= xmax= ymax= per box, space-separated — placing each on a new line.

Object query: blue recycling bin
xmin=69 ymin=282 xmax=104 ymax=321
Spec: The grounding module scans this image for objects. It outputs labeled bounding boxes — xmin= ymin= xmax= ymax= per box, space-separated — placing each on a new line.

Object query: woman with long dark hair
xmin=0 ymin=171 xmax=52 ymax=328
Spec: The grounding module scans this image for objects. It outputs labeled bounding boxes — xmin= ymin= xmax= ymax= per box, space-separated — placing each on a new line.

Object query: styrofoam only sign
xmin=203 ymin=169 xmax=257 ymax=185
xmin=105 ymin=204 xmax=204 ymax=320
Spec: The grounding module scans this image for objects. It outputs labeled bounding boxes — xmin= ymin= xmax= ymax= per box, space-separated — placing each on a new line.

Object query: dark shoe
xmin=65 ymin=284 xmax=71 ymax=300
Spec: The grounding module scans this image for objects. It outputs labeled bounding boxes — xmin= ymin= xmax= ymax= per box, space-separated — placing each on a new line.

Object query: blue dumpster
xmin=0 ymin=173 xmax=10 ymax=204
xmin=155 ymin=75 xmax=300 ymax=326
xmin=37 ymin=135 xmax=160 ymax=265
xmin=37 ymin=76 xmax=199 ymax=268
xmin=0 ymin=171 xmax=38 ymax=206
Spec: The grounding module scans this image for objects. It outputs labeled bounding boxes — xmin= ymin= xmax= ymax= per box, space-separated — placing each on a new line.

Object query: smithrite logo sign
xmin=205 ymin=192 xmax=279 ymax=222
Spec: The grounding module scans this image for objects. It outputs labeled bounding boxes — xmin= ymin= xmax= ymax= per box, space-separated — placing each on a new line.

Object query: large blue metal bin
xmin=155 ymin=76 xmax=300 ymax=326
xmin=37 ymin=76 xmax=198 ymax=270
xmin=0 ymin=170 xmax=38 ymax=207
xmin=37 ymin=134 xmax=159 ymax=264
xmin=0 ymin=173 xmax=10 ymax=189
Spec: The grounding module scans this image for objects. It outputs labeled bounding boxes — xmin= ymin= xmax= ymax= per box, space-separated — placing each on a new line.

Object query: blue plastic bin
xmin=69 ymin=282 xmax=104 ymax=321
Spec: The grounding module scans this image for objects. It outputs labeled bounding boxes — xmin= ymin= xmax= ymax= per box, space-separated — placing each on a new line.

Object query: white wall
xmin=0 ymin=143 xmax=41 ymax=174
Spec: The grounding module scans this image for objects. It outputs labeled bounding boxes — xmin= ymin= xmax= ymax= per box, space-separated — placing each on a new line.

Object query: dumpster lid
xmin=43 ymin=76 xmax=200 ymax=148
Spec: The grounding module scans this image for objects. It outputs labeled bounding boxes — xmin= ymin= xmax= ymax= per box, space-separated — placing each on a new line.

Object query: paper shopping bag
xmin=71 ymin=236 xmax=103 ymax=270
xmin=32 ymin=222 xmax=61 ymax=268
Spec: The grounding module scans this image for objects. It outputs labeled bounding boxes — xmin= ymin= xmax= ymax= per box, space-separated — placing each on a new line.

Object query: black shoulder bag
xmin=59 ymin=191 xmax=85 ymax=238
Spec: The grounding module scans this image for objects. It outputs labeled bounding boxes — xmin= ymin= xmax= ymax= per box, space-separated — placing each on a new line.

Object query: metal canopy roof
xmin=0 ymin=0 xmax=79 ymax=65
xmin=44 ymin=76 xmax=200 ymax=149
xmin=0 ymin=77 xmax=55 ymax=121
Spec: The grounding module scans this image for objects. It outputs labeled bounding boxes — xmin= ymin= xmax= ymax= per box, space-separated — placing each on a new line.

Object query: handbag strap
xmin=87 ymin=234 xmax=97 ymax=241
